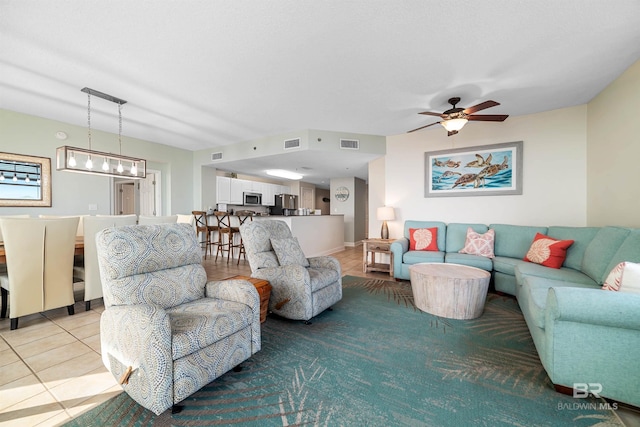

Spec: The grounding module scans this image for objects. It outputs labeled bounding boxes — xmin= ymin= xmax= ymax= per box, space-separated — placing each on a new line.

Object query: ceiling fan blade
xmin=463 ymin=100 xmax=500 ymax=115
xmin=418 ymin=111 xmax=447 ymax=118
xmin=408 ymin=122 xmax=440 ymax=133
xmin=467 ymin=114 xmax=509 ymax=122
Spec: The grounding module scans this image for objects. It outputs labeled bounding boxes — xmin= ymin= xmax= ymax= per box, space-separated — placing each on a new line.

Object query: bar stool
xmin=192 ymin=211 xmax=217 ymax=259
xmin=213 ymin=211 xmax=235 ymax=262
xmin=234 ymin=211 xmax=253 ymax=265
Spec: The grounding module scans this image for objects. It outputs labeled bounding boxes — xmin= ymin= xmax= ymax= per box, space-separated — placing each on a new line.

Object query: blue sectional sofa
xmin=390 ymin=220 xmax=640 ymax=407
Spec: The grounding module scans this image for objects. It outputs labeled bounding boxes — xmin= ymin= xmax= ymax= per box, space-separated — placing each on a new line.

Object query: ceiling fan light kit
xmin=441 ymin=118 xmax=468 ymax=132
xmin=409 ymin=97 xmax=509 ymax=136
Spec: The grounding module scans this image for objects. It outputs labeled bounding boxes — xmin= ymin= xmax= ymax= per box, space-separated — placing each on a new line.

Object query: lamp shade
xmin=441 ymin=118 xmax=468 ymax=132
xmin=377 ymin=206 xmax=395 ymax=221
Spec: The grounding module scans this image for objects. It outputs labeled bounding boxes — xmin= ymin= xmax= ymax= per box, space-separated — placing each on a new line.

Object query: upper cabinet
xmin=216 ymin=177 xmax=288 ymax=206
xmin=216 ymin=176 xmax=231 ymax=203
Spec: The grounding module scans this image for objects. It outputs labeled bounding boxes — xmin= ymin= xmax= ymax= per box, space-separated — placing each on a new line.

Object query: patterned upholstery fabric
xmin=240 ymin=220 xmax=342 ymax=321
xmin=96 ymin=223 xmax=261 ymax=415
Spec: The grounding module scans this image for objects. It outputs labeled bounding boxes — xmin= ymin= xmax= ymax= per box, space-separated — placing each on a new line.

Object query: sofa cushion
xmin=271 ymin=237 xmax=310 ymax=267
xmin=523 ymin=233 xmax=574 ymax=269
xmin=492 ymin=256 xmax=530 ymax=276
xmin=409 ymin=227 xmax=439 ymax=251
xmin=490 ymin=224 xmax=548 ymax=258
xmin=459 ymin=227 xmax=495 ymax=258
xmin=603 ymin=262 xmax=640 ymax=294
xmin=403 ymin=250 xmax=445 ymax=264
xmin=445 ymin=223 xmax=488 ymax=253
xmin=444 ymin=253 xmax=493 ymax=271
xmin=515 ymin=262 xmax=598 ymax=287
xmin=581 ymin=227 xmax=631 ymax=283
xmin=168 ymin=299 xmax=253 ymax=359
xmin=403 ymin=221 xmax=446 ymax=251
xmin=547 ymin=226 xmax=599 ymax=271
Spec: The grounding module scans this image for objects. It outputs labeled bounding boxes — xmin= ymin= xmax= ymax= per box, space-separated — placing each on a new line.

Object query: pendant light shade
xmin=56 ymin=87 xmax=146 ymax=179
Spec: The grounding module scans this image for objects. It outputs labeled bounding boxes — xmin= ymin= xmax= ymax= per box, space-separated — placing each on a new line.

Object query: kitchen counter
xmin=252 ymin=214 xmax=344 ymax=257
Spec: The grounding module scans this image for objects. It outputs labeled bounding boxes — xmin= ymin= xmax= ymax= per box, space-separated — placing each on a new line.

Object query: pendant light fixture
xmin=56 ymin=87 xmax=146 ymax=179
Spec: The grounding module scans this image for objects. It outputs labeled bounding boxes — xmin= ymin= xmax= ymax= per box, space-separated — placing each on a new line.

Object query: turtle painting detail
xmin=424 ymin=141 xmax=523 ymax=198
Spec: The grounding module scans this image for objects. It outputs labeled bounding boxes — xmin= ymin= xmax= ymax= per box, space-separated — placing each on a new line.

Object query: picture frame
xmin=424 ymin=141 xmax=523 ymax=198
xmin=0 ymin=152 xmax=52 ymax=207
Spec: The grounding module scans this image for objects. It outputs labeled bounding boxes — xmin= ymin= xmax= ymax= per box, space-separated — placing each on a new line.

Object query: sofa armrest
xmin=100 ymin=304 xmax=173 ymax=415
xmin=391 ymin=238 xmax=409 ymax=278
xmin=308 ymin=255 xmax=341 ymax=273
xmin=206 ymin=279 xmax=261 ymax=353
xmin=546 ymin=287 xmax=640 ymax=331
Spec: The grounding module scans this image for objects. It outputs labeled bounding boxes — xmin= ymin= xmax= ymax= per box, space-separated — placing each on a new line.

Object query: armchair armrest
xmin=206 ymin=279 xmax=259 ymax=310
xmin=308 ymin=255 xmax=341 ymax=273
xmin=251 ymin=265 xmax=313 ymax=317
xmin=206 ymin=279 xmax=261 ymax=349
xmin=546 ymin=287 xmax=640 ymax=330
xmin=100 ymin=304 xmax=173 ymax=415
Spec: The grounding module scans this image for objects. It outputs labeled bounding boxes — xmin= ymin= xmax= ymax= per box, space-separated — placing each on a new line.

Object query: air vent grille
xmin=211 ymin=152 xmax=223 ymax=161
xmin=284 ymin=138 xmax=301 ymax=150
xmin=340 ymin=139 xmax=359 ymax=150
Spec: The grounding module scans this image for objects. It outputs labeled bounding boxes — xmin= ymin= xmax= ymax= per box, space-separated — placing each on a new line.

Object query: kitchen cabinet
xmin=229 ymin=179 xmax=244 ymax=204
xmin=216 ymin=176 xmax=231 ymax=203
xmin=216 ymin=177 xmax=289 ymax=206
xmin=262 ymin=184 xmax=275 ymax=206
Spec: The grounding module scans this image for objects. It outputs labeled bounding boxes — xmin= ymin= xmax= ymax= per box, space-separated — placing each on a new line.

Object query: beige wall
xmin=587 ymin=59 xmax=640 ymax=227
xmin=382 ymin=105 xmax=588 ymax=239
xmin=0 ymin=109 xmax=195 ymax=216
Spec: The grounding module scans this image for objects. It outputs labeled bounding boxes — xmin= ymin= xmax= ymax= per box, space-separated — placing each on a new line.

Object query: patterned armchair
xmin=96 ymin=223 xmax=261 ymax=415
xmin=240 ymin=220 xmax=342 ymax=323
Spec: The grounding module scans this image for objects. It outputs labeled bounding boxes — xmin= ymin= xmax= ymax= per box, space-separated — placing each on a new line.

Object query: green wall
xmin=0 ymin=109 xmax=194 ymax=216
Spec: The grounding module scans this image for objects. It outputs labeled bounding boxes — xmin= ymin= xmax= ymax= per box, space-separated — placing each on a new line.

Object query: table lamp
xmin=376 ymin=206 xmax=395 ymax=239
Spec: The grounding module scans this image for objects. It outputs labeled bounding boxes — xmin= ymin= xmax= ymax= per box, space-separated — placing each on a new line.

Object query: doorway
xmin=112 ymin=169 xmax=162 ymax=216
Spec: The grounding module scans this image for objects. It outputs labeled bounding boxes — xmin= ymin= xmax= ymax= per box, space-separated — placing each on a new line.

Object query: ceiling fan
xmin=408 ymin=97 xmax=509 ymax=136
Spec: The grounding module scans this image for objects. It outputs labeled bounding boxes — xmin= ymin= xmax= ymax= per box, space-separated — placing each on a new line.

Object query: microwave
xmin=243 ymin=192 xmax=262 ymax=206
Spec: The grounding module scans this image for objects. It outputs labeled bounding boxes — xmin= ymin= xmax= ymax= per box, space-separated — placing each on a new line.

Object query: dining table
xmin=0 ymin=237 xmax=84 ymax=264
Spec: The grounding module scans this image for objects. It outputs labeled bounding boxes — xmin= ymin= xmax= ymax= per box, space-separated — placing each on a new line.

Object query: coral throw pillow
xmin=603 ymin=262 xmax=640 ymax=294
xmin=459 ymin=227 xmax=495 ymax=258
xmin=409 ymin=227 xmax=439 ymax=251
xmin=523 ymin=233 xmax=574 ymax=269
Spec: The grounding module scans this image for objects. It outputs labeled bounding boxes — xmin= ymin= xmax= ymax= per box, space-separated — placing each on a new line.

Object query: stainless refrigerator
xmin=272 ymin=194 xmax=298 ymax=215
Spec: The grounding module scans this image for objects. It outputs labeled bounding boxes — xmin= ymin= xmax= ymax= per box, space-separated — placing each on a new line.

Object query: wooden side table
xmin=224 ymin=275 xmax=271 ymax=323
xmin=363 ymin=238 xmax=394 ymax=277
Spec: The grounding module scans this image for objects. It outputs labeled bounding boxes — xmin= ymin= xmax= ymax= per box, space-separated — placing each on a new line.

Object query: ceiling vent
xmin=211 ymin=152 xmax=223 ymax=161
xmin=340 ymin=139 xmax=359 ymax=150
xmin=284 ymin=138 xmax=301 ymax=150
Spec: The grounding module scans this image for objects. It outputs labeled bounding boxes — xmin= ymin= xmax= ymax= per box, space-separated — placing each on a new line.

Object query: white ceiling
xmin=2 ymin=1 xmax=640 ymax=187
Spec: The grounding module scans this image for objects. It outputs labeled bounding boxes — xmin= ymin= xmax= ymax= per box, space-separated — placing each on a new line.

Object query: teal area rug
xmin=65 ymin=276 xmax=621 ymax=426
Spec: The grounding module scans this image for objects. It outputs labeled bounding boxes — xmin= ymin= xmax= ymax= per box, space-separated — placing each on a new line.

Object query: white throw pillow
xmin=602 ymin=262 xmax=640 ymax=294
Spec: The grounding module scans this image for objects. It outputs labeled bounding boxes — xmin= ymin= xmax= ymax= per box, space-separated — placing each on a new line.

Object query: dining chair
xmin=138 ymin=215 xmax=178 ymax=225
xmin=77 ymin=215 xmax=138 ymax=311
xmin=0 ymin=217 xmax=79 ymax=330
xmin=191 ymin=211 xmax=217 ymax=259
xmin=0 ymin=214 xmax=30 ymax=244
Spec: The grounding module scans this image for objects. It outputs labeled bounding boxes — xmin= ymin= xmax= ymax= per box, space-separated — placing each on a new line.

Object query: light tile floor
xmin=0 ymin=246 xmax=638 ymax=426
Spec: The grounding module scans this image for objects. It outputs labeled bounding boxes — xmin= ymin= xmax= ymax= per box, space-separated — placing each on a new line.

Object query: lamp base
xmin=381 ymin=221 xmax=389 ymax=239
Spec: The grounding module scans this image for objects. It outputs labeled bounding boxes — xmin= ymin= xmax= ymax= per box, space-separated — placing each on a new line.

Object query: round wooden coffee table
xmin=409 ymin=263 xmax=491 ymax=320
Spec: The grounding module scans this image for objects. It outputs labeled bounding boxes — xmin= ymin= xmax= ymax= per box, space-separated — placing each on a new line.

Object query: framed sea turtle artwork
xmin=424 ymin=141 xmax=523 ymax=198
